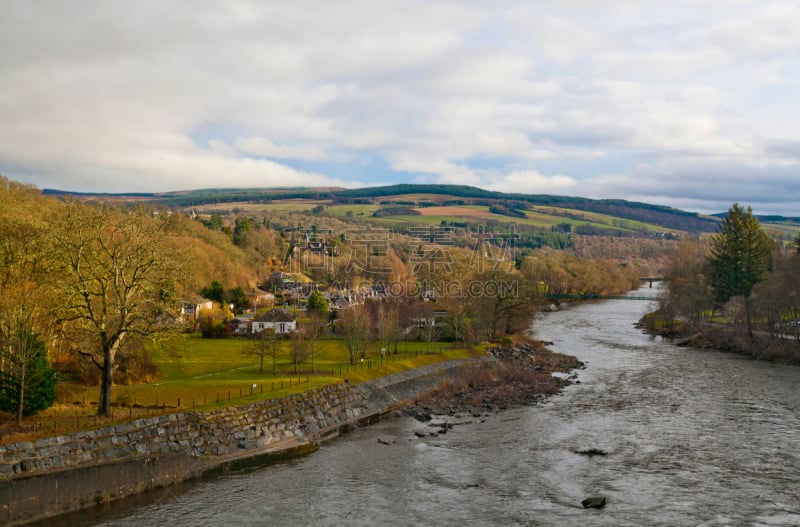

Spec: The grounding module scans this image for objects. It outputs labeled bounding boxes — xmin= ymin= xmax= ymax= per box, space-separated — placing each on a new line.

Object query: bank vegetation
xmin=644 ymin=204 xmax=800 ymax=363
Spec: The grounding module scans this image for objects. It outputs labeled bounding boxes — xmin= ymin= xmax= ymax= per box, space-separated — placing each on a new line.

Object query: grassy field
xmin=369 ymin=204 xmax=636 ymax=233
xmin=763 ymin=221 xmax=800 ymax=241
xmin=196 ymin=200 xmax=332 ymax=214
xmin=1 ymin=335 xmax=479 ymax=443
xmin=58 ymin=334 xmax=476 ymax=408
xmin=528 ymin=206 xmax=672 ymax=233
xmin=415 ymin=205 xmax=495 ymax=218
xmin=325 ymin=204 xmax=382 ymax=216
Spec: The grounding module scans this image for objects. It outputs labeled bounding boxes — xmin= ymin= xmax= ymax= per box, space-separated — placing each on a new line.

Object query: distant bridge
xmin=640 ymin=276 xmax=664 ymax=287
xmin=545 ymin=293 xmax=656 ymax=302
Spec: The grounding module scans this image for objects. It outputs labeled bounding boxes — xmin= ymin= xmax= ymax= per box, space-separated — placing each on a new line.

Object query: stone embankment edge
xmin=0 ymin=358 xmax=475 ymax=526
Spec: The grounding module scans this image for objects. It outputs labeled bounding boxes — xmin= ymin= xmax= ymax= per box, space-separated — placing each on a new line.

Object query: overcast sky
xmin=2 ymin=1 xmax=799 ymax=215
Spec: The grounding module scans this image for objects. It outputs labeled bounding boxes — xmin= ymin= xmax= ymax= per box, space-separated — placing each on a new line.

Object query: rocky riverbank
xmin=637 ymin=313 xmax=800 ymax=365
xmin=402 ymin=341 xmax=583 ymax=420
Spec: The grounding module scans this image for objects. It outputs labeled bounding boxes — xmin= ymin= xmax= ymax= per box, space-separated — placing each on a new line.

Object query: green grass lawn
xmin=0 ymin=335 xmax=480 ymax=443
xmin=57 ymin=335 xmax=478 ymax=412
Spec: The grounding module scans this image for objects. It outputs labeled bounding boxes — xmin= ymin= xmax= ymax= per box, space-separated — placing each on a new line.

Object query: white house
xmin=251 ymin=309 xmax=297 ymax=335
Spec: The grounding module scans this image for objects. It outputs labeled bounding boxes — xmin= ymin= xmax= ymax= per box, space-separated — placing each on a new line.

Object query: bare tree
xmin=305 ymin=290 xmax=329 ymax=372
xmin=752 ymin=249 xmax=800 ymax=341
xmin=290 ymin=328 xmax=310 ymax=372
xmin=305 ymin=311 xmax=327 ymax=372
xmin=338 ymin=304 xmax=372 ymax=364
xmin=413 ymin=302 xmax=439 ymax=353
xmin=375 ymin=301 xmax=399 ymax=357
xmin=51 ymin=203 xmax=183 ymax=416
xmin=248 ymin=327 xmax=278 ymax=374
xmin=471 ymin=269 xmax=536 ymax=341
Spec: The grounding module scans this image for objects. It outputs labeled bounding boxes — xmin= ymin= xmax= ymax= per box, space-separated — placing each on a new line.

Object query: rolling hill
xmin=44 ymin=184 xmax=727 ymax=235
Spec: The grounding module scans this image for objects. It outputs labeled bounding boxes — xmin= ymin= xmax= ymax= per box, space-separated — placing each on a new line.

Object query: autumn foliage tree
xmin=0 ymin=177 xmax=59 ymax=423
xmin=660 ymin=239 xmax=715 ymax=332
xmin=751 ymin=249 xmax=800 ymax=341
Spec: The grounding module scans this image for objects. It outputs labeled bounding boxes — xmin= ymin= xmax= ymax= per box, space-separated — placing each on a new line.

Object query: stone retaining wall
xmin=0 ymin=358 xmax=471 ymax=526
xmin=0 ymin=382 xmax=361 ymax=479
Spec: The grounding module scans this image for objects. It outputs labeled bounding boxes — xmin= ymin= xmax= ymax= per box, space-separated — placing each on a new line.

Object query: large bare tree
xmin=52 ymin=202 xmax=183 ymax=416
xmin=338 ymin=303 xmax=372 ymax=365
xmin=375 ymin=301 xmax=399 ymax=356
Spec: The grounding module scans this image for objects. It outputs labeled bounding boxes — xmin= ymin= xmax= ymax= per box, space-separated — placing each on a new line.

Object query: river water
xmin=62 ymin=288 xmax=800 ymax=526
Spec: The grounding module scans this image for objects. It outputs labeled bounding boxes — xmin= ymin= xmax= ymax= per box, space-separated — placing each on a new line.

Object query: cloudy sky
xmin=2 ymin=1 xmax=799 ymax=215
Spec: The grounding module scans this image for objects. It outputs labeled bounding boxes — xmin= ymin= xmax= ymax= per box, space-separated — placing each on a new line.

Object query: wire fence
xmin=1 ymin=347 xmax=457 ymax=444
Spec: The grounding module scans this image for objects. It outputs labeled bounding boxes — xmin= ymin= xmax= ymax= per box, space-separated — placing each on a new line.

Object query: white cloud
xmin=580 ymin=157 xmax=800 ymax=215
xmin=389 ymin=154 xmax=482 ymax=187
xmin=233 ymin=137 xmax=329 ymax=161
xmin=487 ymin=170 xmax=579 ymax=194
xmin=0 ymin=0 xmax=798 ymax=214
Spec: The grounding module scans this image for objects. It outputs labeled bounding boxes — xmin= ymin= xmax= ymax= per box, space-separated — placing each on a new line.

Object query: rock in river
xmin=581 ymin=496 xmax=607 ymax=509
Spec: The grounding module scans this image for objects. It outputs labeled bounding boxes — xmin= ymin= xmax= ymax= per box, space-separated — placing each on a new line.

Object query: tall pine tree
xmin=707 ymin=203 xmax=772 ymax=336
xmin=0 ymin=329 xmax=57 ymax=422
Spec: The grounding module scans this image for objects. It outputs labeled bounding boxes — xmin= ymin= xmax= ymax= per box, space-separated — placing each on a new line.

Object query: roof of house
xmin=252 ymin=309 xmax=297 ymax=323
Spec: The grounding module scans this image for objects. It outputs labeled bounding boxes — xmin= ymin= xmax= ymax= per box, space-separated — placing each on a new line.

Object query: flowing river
xmin=57 ymin=288 xmax=800 ymax=526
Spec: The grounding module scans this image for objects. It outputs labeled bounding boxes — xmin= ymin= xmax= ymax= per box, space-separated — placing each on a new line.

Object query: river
xmin=57 ymin=288 xmax=800 ymax=526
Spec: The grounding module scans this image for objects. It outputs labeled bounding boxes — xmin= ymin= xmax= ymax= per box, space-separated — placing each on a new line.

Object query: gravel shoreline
xmin=401 ymin=341 xmax=584 ymax=421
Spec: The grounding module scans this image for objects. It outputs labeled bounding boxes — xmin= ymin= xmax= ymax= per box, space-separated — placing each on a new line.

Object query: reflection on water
xmin=58 ymin=290 xmax=800 ymax=527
